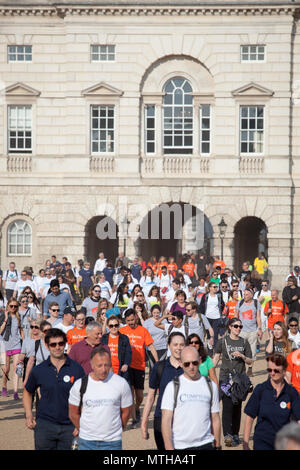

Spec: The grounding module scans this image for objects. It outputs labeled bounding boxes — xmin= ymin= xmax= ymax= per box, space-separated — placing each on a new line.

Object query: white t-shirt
xmin=3 ymin=269 xmax=20 ymax=290
xmin=205 ymin=294 xmax=220 ymax=319
xmin=98 ymin=281 xmax=112 ymax=300
xmin=15 ymin=279 xmax=36 ymax=297
xmin=288 ymin=330 xmax=300 ymax=349
xmin=94 ymin=258 xmax=107 ymax=274
xmin=69 ymin=372 xmax=132 ymax=442
xmin=161 ymin=374 xmax=219 ymax=449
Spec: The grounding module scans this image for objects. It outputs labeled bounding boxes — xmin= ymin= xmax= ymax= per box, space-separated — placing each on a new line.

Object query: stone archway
xmin=234 ymin=216 xmax=268 ymax=273
xmin=137 ymin=202 xmax=213 ymax=264
xmin=84 ymin=215 xmax=119 ymax=267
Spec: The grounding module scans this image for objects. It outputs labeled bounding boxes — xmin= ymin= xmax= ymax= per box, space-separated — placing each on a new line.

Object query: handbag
xmin=224 ymin=338 xmax=253 ymax=404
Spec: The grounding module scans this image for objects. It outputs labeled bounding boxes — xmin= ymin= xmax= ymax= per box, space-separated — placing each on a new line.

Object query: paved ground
xmin=0 ymin=345 xmax=268 ymax=451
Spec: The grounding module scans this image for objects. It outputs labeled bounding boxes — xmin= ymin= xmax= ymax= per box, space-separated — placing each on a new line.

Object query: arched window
xmin=7 ymin=220 xmax=32 ymax=255
xmin=163 ymin=77 xmax=193 ymax=154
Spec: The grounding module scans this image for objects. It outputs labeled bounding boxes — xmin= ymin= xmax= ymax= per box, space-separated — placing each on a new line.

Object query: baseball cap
xmin=63 ymin=306 xmax=76 ymax=316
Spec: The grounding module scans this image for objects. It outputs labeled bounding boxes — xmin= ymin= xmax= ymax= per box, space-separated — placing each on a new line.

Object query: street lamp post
xmin=121 ymin=216 xmax=130 ymax=257
xmin=218 ymin=217 xmax=227 ymax=261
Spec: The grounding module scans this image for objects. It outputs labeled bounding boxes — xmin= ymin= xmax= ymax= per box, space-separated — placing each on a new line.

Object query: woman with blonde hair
xmin=0 ymin=298 xmax=24 ymax=400
xmin=18 ymin=317 xmax=43 ymax=382
xmin=265 ymin=321 xmax=296 ymax=357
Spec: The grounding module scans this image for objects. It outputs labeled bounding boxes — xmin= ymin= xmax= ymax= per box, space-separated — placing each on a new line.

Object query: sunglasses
xmin=21 ymin=300 xmax=29 ymax=303
xmin=267 ymin=368 xmax=281 ymax=374
xmin=189 ymin=340 xmax=200 ymax=345
xmin=232 ymin=324 xmax=243 ymax=329
xmin=108 ymin=323 xmax=119 ymax=328
xmin=48 ymin=341 xmax=65 ymax=348
xmin=9 ymin=305 xmax=18 ymax=309
xmin=290 ymin=324 xmax=298 ymax=327
xmin=30 ymin=325 xmax=40 ymax=330
xmin=94 ymin=290 xmax=101 ymax=293
xmin=183 ymin=361 xmax=199 ymax=367
xmin=42 ymin=329 xmax=51 ymax=333
xmin=51 ymin=309 xmax=60 ymax=312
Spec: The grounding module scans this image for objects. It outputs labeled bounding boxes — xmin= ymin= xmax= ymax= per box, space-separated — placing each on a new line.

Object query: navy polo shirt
xmin=149 ymin=358 xmax=183 ymax=419
xmin=25 ymin=355 xmax=85 ymax=425
xmin=244 ymin=378 xmax=300 ymax=450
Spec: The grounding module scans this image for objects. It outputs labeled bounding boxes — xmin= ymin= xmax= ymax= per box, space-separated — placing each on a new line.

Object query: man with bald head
xmin=161 ymin=346 xmax=221 ymax=450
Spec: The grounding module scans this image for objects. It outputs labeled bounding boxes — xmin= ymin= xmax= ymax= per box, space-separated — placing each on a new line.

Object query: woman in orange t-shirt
xmin=148 ymin=257 xmax=158 ymax=275
xmin=182 ymin=258 xmax=197 ymax=280
xmin=157 ymin=257 xmax=168 ymax=277
xmin=167 ymin=257 xmax=178 ymax=278
xmin=66 ymin=312 xmax=87 ymax=353
xmin=101 ymin=315 xmax=132 ymax=383
xmin=223 ymin=290 xmax=239 ymax=319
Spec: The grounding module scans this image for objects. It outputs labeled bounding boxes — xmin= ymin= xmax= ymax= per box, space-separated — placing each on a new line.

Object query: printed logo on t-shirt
xmin=242 ymin=309 xmax=253 ymax=320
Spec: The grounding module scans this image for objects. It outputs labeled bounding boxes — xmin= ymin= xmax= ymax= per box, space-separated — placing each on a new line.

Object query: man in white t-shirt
xmin=69 ymin=346 xmax=132 ymax=450
xmin=161 ymin=346 xmax=221 ymax=450
xmin=3 ymin=262 xmax=20 ymax=300
xmin=13 ymin=270 xmax=37 ymax=298
xmin=93 ymin=252 xmax=107 ymax=275
xmin=288 ymin=317 xmax=300 ymax=349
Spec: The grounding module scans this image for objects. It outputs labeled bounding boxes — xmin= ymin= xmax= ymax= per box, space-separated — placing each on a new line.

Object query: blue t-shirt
xmin=103 ymin=267 xmax=115 ymax=286
xmin=149 ymin=358 xmax=183 ymax=419
xmin=79 ymin=268 xmax=94 ymax=287
xmin=25 ymin=355 xmax=85 ymax=425
xmin=131 ymin=264 xmax=143 ymax=282
xmin=244 ymin=378 xmax=300 ymax=450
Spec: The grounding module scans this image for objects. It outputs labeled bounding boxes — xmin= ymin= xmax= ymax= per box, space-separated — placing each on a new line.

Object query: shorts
xmin=6 ymin=349 xmax=21 ymax=356
xmin=128 ymin=367 xmax=145 ymax=390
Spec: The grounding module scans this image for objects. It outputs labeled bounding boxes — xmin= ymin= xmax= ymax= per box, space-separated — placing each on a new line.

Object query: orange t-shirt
xmin=182 ymin=263 xmax=195 ymax=278
xmin=287 ymin=351 xmax=300 ymax=395
xmin=119 ymin=325 xmax=153 ymax=371
xmin=157 ymin=262 xmax=168 ymax=276
xmin=223 ymin=300 xmax=238 ymax=319
xmin=168 ymin=263 xmax=178 ymax=277
xmin=148 ymin=263 xmax=158 ymax=275
xmin=264 ymin=300 xmax=289 ymax=329
xmin=66 ymin=327 xmax=87 ymax=347
xmin=213 ymin=260 xmax=226 ymax=273
xmin=108 ymin=335 xmax=120 ymax=374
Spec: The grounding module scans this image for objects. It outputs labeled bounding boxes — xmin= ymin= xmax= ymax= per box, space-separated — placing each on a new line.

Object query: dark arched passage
xmin=84 ymin=216 xmax=118 ymax=267
xmin=234 ymin=216 xmax=268 ymax=273
xmin=138 ymin=202 xmax=213 ymax=263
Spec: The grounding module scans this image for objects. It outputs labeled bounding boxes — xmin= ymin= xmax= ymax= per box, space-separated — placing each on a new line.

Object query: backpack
xmin=238 ymin=298 xmax=258 ymax=311
xmin=167 ymin=321 xmax=188 ymax=338
xmin=172 ymin=375 xmax=213 ymax=411
xmin=34 ymin=339 xmax=46 ymax=365
xmin=184 ymin=312 xmax=208 ymax=340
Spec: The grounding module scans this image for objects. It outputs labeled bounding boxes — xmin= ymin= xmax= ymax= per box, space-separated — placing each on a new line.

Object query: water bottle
xmin=71 ymin=437 xmax=79 ymax=450
xmin=16 ymin=362 xmax=24 ymax=377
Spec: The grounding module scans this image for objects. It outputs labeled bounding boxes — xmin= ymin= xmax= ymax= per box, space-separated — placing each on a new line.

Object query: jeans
xmin=34 ymin=418 xmax=74 ymax=450
xmin=78 ymin=438 xmax=122 ymax=450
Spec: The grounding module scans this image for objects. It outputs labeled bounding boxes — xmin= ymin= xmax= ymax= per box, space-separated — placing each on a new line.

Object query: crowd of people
xmin=1 ymin=250 xmax=300 ymax=451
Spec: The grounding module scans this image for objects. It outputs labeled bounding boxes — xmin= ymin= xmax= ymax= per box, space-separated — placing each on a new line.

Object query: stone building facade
xmin=0 ymin=0 xmax=299 ymax=288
